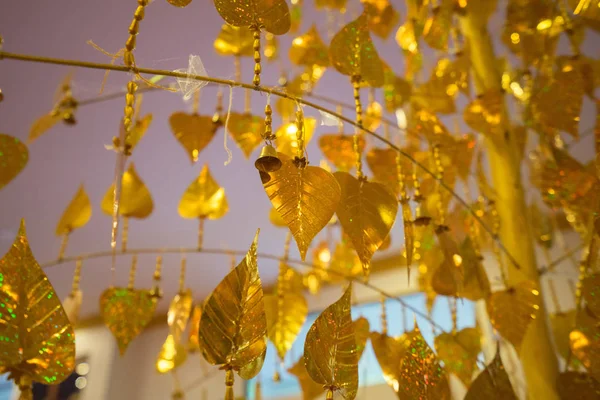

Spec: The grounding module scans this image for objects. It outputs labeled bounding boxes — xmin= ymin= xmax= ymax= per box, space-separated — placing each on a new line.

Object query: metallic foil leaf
xmin=550 ymin=310 xmax=577 ymax=360
xmin=319 ymin=134 xmax=365 ymax=172
xmin=458 ymin=237 xmax=491 ymax=301
xmin=409 ymin=109 xmax=450 ymax=141
xmin=227 ymin=113 xmax=263 ymax=158
xmin=127 ymin=114 xmax=153 ymax=152
xmin=0 ymin=134 xmax=29 ymax=190
xmin=55 ymin=184 xmax=92 ymax=235
xmin=212 ymin=0 xmax=291 ymax=35
xmin=353 ymin=316 xmax=370 ymax=360
xmin=156 ymin=334 xmax=188 ymax=373
xmin=464 ymin=348 xmax=517 ymax=400
xmin=29 ymin=113 xmax=62 ymax=143
xmin=378 ymin=233 xmax=391 ymax=251
xmin=269 ymin=206 xmax=287 ymax=227
xmin=99 ymin=287 xmax=157 ymax=355
xmin=262 ymin=153 xmax=341 ymax=260
xmin=582 ymin=274 xmax=600 ymax=317
xmin=168 ymin=290 xmax=193 ymax=342
xmin=364 ymin=101 xmax=383 ymax=131
xmin=289 ymin=25 xmax=330 ymax=67
xmin=362 ymin=0 xmax=400 ymax=39
xmin=167 ymin=0 xmax=192 ymax=7
xmin=0 ymin=221 xmax=76 ymax=385
xmin=570 ymin=306 xmax=600 ymax=381
xmin=275 ymin=118 xmax=317 ymax=158
xmin=178 ymin=165 xmax=228 ymax=220
xmin=423 ymin=3 xmax=453 ymax=51
xmin=412 ymin=80 xmax=456 ymax=114
xmin=264 ymin=290 xmax=308 ymax=360
xmin=463 ymin=91 xmax=504 ymax=137
xmin=277 ymin=262 xmax=305 ymax=294
xmin=214 ymin=24 xmax=254 ymax=57
xmin=198 ymin=230 xmax=266 ymax=379
xmin=187 ymin=304 xmax=203 ymax=353
xmin=434 ymin=327 xmax=481 ymax=386
xmin=288 ymin=358 xmax=323 ymax=400
xmin=334 ymin=171 xmax=398 ymax=275
xmin=304 ymin=285 xmax=358 ymax=399
xmin=315 ymin=0 xmax=347 ymax=9
xmin=100 ymin=163 xmax=154 ymax=219
xmin=383 ymin=70 xmax=412 ymax=112
xmin=486 ymin=281 xmax=540 ymax=352
xmin=370 ymin=331 xmax=408 ymax=392
xmin=366 ymin=147 xmax=400 ymax=194
xmin=530 ymin=203 xmax=553 ymax=249
xmin=329 ymin=240 xmax=363 ymax=281
xmin=329 ymin=13 xmax=385 ymax=87
xmin=396 ymin=19 xmax=419 ymax=54
xmin=557 ymin=371 xmax=600 ymax=400
xmin=169 ymin=112 xmax=217 ymax=164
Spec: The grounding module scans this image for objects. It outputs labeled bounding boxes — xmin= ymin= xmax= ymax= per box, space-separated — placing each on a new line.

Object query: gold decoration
xmin=434 ymin=327 xmax=481 ymax=386
xmin=557 ymin=371 xmax=600 ymax=400
xmin=383 ymin=65 xmax=412 ymax=112
xmin=126 ymin=113 xmax=153 ymax=153
xmin=550 ymin=310 xmax=577 ymax=360
xmin=0 ymin=220 xmax=76 ymax=386
xmin=0 ymin=134 xmax=29 ymax=190
xmin=582 ymin=273 xmax=600 ymax=317
xmin=101 ymin=163 xmax=154 ymax=219
xmin=329 ymin=240 xmax=363 ymax=281
xmin=275 ymin=118 xmax=317 ymax=158
xmin=289 ymin=25 xmax=329 ymax=67
xmin=366 ymin=148 xmax=400 ymax=194
xmin=353 ymin=316 xmax=370 ymax=360
xmin=334 ymin=171 xmax=398 ymax=275
xmin=169 ymin=112 xmax=217 ymax=164
xmin=304 ymin=285 xmax=358 ymax=399
xmin=319 ymin=134 xmax=365 ymax=172
xmin=264 ymin=289 xmax=308 ymax=360
xmin=364 ymin=100 xmax=383 ymax=131
xmin=187 ymin=304 xmax=203 ymax=353
xmin=269 ymin=206 xmax=287 ymax=227
xmin=178 ymin=165 xmax=228 ymax=220
xmin=212 ymin=0 xmax=291 ymax=35
xmin=457 ymin=238 xmax=491 ymax=300
xmin=156 ymin=334 xmax=187 ymax=373
xmin=370 ymin=331 xmax=407 ymax=392
xmin=570 ymin=306 xmax=600 ymax=381
xmin=288 ymin=358 xmax=323 ymax=400
xmin=214 ymin=25 xmax=254 ymax=56
xmin=362 ymin=0 xmax=400 ymax=39
xmin=315 ymin=0 xmax=347 ymax=10
xmin=227 ymin=113 xmax=263 ymax=158
xmin=464 ymin=91 xmax=504 ymax=137
xmin=464 ymin=348 xmax=517 ymax=400
xmin=55 ymin=185 xmax=92 ymax=235
xmin=423 ymin=2 xmax=453 ymax=51
xmin=167 ymin=290 xmax=193 ymax=342
xmin=168 ymin=0 xmax=192 ymax=7
xmin=262 ymin=153 xmax=341 ymax=260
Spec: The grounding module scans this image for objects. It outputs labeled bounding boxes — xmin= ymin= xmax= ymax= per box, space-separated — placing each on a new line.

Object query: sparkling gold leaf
xmin=582 ymin=273 xmax=600 ymax=317
xmin=412 ymin=80 xmax=456 ymax=115
xmin=168 ymin=0 xmax=192 ymax=7
xmin=361 ymin=0 xmax=400 ymax=39
xmin=214 ymin=24 xmax=254 ymax=57
xmin=0 ymin=220 xmax=76 ymax=385
xmin=29 ymin=113 xmax=62 ymax=143
xmin=410 ymin=109 xmax=450 ymax=140
xmin=334 ymin=172 xmax=398 ymax=275
xmin=364 ymin=101 xmax=383 ymax=131
xmin=264 ymin=290 xmax=308 ymax=360
xmin=378 ymin=233 xmax=391 ymax=251
xmin=353 ymin=316 xmax=370 ymax=360
xmin=169 ymin=112 xmax=217 ymax=164
xmin=396 ymin=20 xmax=419 ymax=54
xmin=557 ymin=371 xmax=600 ymax=400
xmin=0 ymin=134 xmax=29 ymax=190
xmin=464 ymin=348 xmax=517 ymax=400
xmin=487 ymin=281 xmax=541 ymax=352
xmin=319 ymin=134 xmax=365 ymax=172
xmin=275 ymin=118 xmax=317 ymax=158
xmin=278 ymin=262 xmax=305 ymax=294
xmin=156 ymin=334 xmax=188 ymax=373
xmin=315 ymin=0 xmax=347 ymax=10
xmin=458 ymin=237 xmax=491 ymax=301
xmin=227 ymin=113 xmax=263 ymax=158
xmin=199 ymin=230 xmax=266 ymax=379
xmin=288 ymin=358 xmax=323 ymax=400
xmin=55 ymin=185 xmax=92 ymax=235
xmin=178 ymin=165 xmax=228 ymax=220
xmin=100 ymin=287 xmax=157 ymax=355
xmin=550 ymin=310 xmax=577 ymax=360
xmin=289 ymin=25 xmax=330 ymax=67
xmin=366 ymin=148 xmax=399 ymax=194
xmin=212 ymin=0 xmax=291 ymax=35
xmin=304 ymin=285 xmax=358 ymax=399
xmin=464 ymin=91 xmax=505 ymax=137
xmin=262 ymin=153 xmax=341 ymax=260
xmin=383 ymin=68 xmax=412 ymax=112
xmin=370 ymin=331 xmax=408 ymax=391
xmin=329 ymin=240 xmax=363 ymax=282
xmin=167 ymin=289 xmax=193 ymax=342
xmin=434 ymin=327 xmax=481 ymax=386
xmin=329 ymin=13 xmax=385 ymax=87
xmin=423 ymin=4 xmax=452 ymax=51
xmin=570 ymin=306 xmax=600 ymax=381
xmin=127 ymin=114 xmax=153 ymax=152
xmin=187 ymin=304 xmax=203 ymax=353
xmin=101 ymin=163 xmax=154 ymax=219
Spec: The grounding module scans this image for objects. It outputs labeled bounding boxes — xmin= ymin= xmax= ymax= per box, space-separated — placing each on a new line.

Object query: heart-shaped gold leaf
xmin=0 ymin=134 xmax=29 ymax=190
xmin=383 ymin=66 xmax=412 ymax=112
xmin=353 ymin=316 xmax=370 ymax=360
xmin=262 ymin=153 xmax=341 ymax=260
xmin=396 ymin=19 xmax=419 ymax=54
xmin=288 ymin=358 xmax=324 ymax=400
xmin=269 ymin=206 xmax=287 ymax=227
xmin=264 ymin=289 xmax=308 ymax=360
xmin=278 ymin=262 xmax=305 ymax=294
xmin=187 ymin=304 xmax=203 ymax=353
xmin=101 ymin=163 xmax=154 ymax=219
xmin=434 ymin=327 xmax=481 ymax=386
xmin=275 ymin=118 xmax=317 ymax=158
xmin=0 ymin=220 xmax=76 ymax=385
xmin=214 ymin=24 xmax=254 ymax=57
xmin=362 ymin=0 xmax=400 ymax=39
xmin=464 ymin=91 xmax=504 ymax=137
xmin=423 ymin=3 xmax=453 ymax=51
xmin=127 ymin=114 xmax=153 ymax=153
xmin=366 ymin=147 xmax=400 ymax=194
xmin=156 ymin=334 xmax=188 ymax=373
xmin=464 ymin=347 xmax=517 ymax=400
xmin=289 ymin=25 xmax=330 ymax=67
xmin=557 ymin=371 xmax=600 ymax=400
xmin=487 ymin=281 xmax=540 ymax=352
xmin=328 ymin=240 xmax=363 ymax=282
xmin=212 ymin=0 xmax=291 ymax=35
xmin=304 ymin=285 xmax=358 ymax=399
xmin=227 ymin=112 xmax=263 ymax=158
xmin=329 ymin=13 xmax=385 ymax=87
xmin=431 ymin=227 xmax=465 ymax=296
xmin=370 ymin=331 xmax=408 ymax=392
xmin=364 ymin=101 xmax=383 ymax=131
xmin=169 ymin=112 xmax=217 ymax=164
xmin=55 ymin=184 xmax=92 ymax=235
xmin=178 ymin=165 xmax=228 ymax=220
xmin=582 ymin=273 xmax=600 ymax=317
xmin=334 ymin=171 xmax=398 ymax=275
xmin=319 ymin=134 xmax=365 ymax=172
xmin=100 ymin=287 xmax=158 ymax=355
xmin=458 ymin=238 xmax=491 ymax=300
xmin=199 ymin=230 xmax=267 ymax=379
xmin=167 ymin=289 xmax=193 ymax=341
xmin=167 ymin=0 xmax=192 ymax=7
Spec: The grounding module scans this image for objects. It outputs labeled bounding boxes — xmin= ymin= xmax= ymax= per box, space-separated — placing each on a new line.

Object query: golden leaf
xmin=570 ymin=306 xmax=600 ymax=381
xmin=353 ymin=317 xmax=370 ymax=360
xmin=167 ymin=289 xmax=193 ymax=341
xmin=329 ymin=13 xmax=385 ymax=87
xmin=101 ymin=163 xmax=154 ymax=219
xmin=458 ymin=238 xmax=491 ymax=301
xmin=486 ymin=281 xmax=540 ymax=352
xmin=550 ymin=310 xmax=577 ymax=360
xmin=0 ymin=220 xmax=76 ymax=385
xmin=227 ymin=113 xmax=263 ymax=158
xmin=269 ymin=206 xmax=287 ymax=227
xmin=423 ymin=3 xmax=453 ymax=51
xmin=169 ymin=112 xmax=217 ymax=164
xmin=275 ymin=118 xmax=317 ymax=158
xmin=362 ymin=0 xmax=400 ymax=39
xmin=464 ymin=348 xmax=517 ymax=400
xmin=199 ymin=230 xmax=266 ymax=379
xmin=364 ymin=101 xmax=383 ymax=131
xmin=178 ymin=165 xmax=228 ymax=220
xmin=335 ymin=171 xmax=398 ymax=275
xmin=383 ymin=69 xmax=412 ymax=112
xmin=168 ymin=0 xmax=192 ymax=7
xmin=319 ymin=134 xmax=365 ymax=172
xmin=55 ymin=185 xmax=92 ymax=235
xmin=264 ymin=290 xmax=308 ymax=360
xmin=212 ymin=0 xmax=291 ymax=35
xmin=464 ymin=91 xmax=504 ymax=137
xmin=0 ymin=134 xmax=29 ymax=190
xmin=261 ymin=153 xmax=341 ymax=260
xmin=366 ymin=147 xmax=400 ymax=194
xmin=530 ymin=203 xmax=553 ymax=249
xmin=434 ymin=327 xmax=481 ymax=386
xmin=329 ymin=240 xmax=363 ymax=281
xmin=396 ymin=20 xmax=419 ymax=54
xmin=277 ymin=262 xmax=305 ymax=294
xmin=379 ymin=233 xmax=391 ymax=251
xmin=289 ymin=25 xmax=330 ymax=67
xmin=156 ymin=334 xmax=188 ymax=373
xmin=412 ymin=79 xmax=456 ymax=115
xmin=582 ymin=273 xmax=600 ymax=317
xmin=557 ymin=371 xmax=600 ymax=400
xmin=409 ymin=108 xmax=450 ymax=140
xmin=370 ymin=331 xmax=408 ymax=391
xmin=288 ymin=358 xmax=324 ymax=400
xmin=100 ymin=287 xmax=157 ymax=355
xmin=187 ymin=304 xmax=203 ymax=353
xmin=304 ymin=285 xmax=358 ymax=399
xmin=29 ymin=113 xmax=62 ymax=143
xmin=214 ymin=24 xmax=254 ymax=57
xmin=127 ymin=114 xmax=153 ymax=152
xmin=315 ymin=0 xmax=347 ymax=10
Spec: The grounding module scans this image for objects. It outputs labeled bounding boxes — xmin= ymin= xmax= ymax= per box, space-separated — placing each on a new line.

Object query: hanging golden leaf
xmin=434 ymin=327 xmax=481 ymax=386
xmin=214 ymin=24 xmax=254 ymax=56
xmin=370 ymin=331 xmax=408 ymax=392
xmin=412 ymin=80 xmax=456 ymax=115
xmin=178 ymin=165 xmax=228 ymax=220
xmin=464 ymin=347 xmax=517 ymax=400
xmin=126 ymin=113 xmax=153 ymax=153
xmin=315 ymin=0 xmax=347 ymax=10
xmin=100 ymin=163 xmax=154 ymax=219
xmin=570 ymin=306 xmax=600 ymax=381
xmin=289 ymin=25 xmax=330 ymax=67
xmin=100 ymin=287 xmax=157 ymax=355
xmin=227 ymin=113 xmax=263 ymax=158
xmin=464 ymin=91 xmax=504 ymax=137
xmin=353 ymin=316 xmax=370 ymax=360
xmin=361 ymin=0 xmax=400 ymax=39
xmin=364 ymin=100 xmax=383 ymax=131
xmin=156 ymin=334 xmax=188 ymax=373
xmin=212 ymin=0 xmax=291 ymax=35
xmin=288 ymin=358 xmax=324 ymax=400
xmin=557 ymin=371 xmax=600 ymax=400
xmin=582 ymin=273 xmax=600 ymax=317
xmin=329 ymin=13 xmax=385 ymax=87
xmin=0 ymin=220 xmax=76 ymax=385
xmin=335 ymin=171 xmax=398 ymax=275
xmin=55 ymin=185 xmax=92 ymax=236
xmin=29 ymin=113 xmax=62 ymax=144
xmin=199 ymin=230 xmax=267 ymax=379
xmin=379 ymin=233 xmax=391 ymax=251
xmin=187 ymin=304 xmax=203 ymax=353
xmin=487 ymin=281 xmax=540 ymax=352
xmin=319 ymin=134 xmax=365 ymax=172
xmin=304 ymin=285 xmax=358 ymax=399
xmin=167 ymin=289 xmax=193 ymax=341
xmin=431 ymin=226 xmax=464 ymax=296
xmin=169 ymin=112 xmax=217 ymax=164
xmin=167 ymin=0 xmax=192 ymax=7
xmin=329 ymin=240 xmax=363 ymax=282
xmin=275 ymin=118 xmax=317 ymax=158
xmin=0 ymin=134 xmax=29 ymax=190
xmin=269 ymin=206 xmax=287 ymax=227
xmin=396 ymin=19 xmax=419 ymax=54
xmin=383 ymin=68 xmax=412 ymax=112
xmin=458 ymin=237 xmax=491 ymax=301
xmin=277 ymin=262 xmax=305 ymax=294
xmin=264 ymin=290 xmax=308 ymax=360
xmin=409 ymin=108 xmax=450 ymax=141
xmin=261 ymin=153 xmax=341 ymax=260
xmin=423 ymin=2 xmax=453 ymax=51
xmin=550 ymin=310 xmax=577 ymax=361
xmin=366 ymin=147 xmax=400 ymax=195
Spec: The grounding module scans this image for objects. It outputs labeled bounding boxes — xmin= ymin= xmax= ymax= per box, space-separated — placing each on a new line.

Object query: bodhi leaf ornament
xmin=212 ymin=0 xmax=291 ymax=35
xmin=55 ymin=185 xmax=92 ymax=236
xmin=169 ymin=112 xmax=218 ymax=164
xmin=155 ymin=289 xmax=194 ymax=373
xmin=0 ymin=134 xmax=29 ymax=190
xmin=178 ymin=164 xmax=228 ymax=220
xmin=227 ymin=113 xmax=264 ymax=158
xmin=100 ymin=163 xmax=154 ymax=219
xmin=214 ymin=24 xmax=254 ymax=57
xmin=464 ymin=347 xmax=517 ymax=400
xmin=264 ymin=286 xmax=308 ymax=361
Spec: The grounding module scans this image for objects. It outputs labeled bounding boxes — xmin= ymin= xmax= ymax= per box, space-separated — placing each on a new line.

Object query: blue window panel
xmin=0 ymin=374 xmax=13 ymax=400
